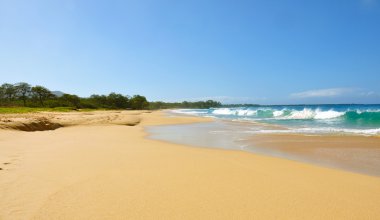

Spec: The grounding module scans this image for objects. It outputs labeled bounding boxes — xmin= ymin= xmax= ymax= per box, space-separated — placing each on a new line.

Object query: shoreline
xmin=148 ymin=115 xmax=380 ymax=177
xmin=1 ymin=111 xmax=380 ymax=219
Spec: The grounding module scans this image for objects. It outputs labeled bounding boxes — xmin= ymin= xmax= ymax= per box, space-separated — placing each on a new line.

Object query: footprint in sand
xmin=0 ymin=161 xmax=14 ymax=171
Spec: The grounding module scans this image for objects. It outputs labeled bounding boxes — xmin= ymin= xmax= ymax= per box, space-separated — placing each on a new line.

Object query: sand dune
xmin=0 ymin=110 xmax=144 ymax=131
xmin=0 ymin=111 xmax=379 ymax=219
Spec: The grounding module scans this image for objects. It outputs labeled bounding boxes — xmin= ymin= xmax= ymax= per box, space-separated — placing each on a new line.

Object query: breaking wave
xmin=171 ymin=105 xmax=380 ymax=135
xmin=208 ymin=108 xmax=380 ymax=124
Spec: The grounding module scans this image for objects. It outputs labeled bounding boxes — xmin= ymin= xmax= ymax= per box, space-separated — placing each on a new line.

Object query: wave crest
xmin=173 ymin=107 xmax=380 ymax=125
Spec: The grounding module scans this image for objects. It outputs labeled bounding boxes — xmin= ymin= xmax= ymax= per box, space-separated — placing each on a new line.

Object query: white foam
xmin=237 ymin=109 xmax=257 ymax=116
xmin=236 ymin=110 xmax=248 ymax=116
xmin=211 ymin=108 xmax=257 ymax=116
xmin=212 ymin=108 xmax=235 ymax=115
xmin=273 ymin=110 xmax=284 ymax=117
xmin=283 ymin=108 xmax=315 ymax=119
xmin=170 ymin=109 xmax=207 ymax=115
xmin=249 ymin=127 xmax=380 ymax=136
xmin=356 ymin=109 xmax=380 ymax=113
xmin=314 ymin=109 xmax=345 ymax=119
xmin=274 ymin=108 xmax=345 ymax=120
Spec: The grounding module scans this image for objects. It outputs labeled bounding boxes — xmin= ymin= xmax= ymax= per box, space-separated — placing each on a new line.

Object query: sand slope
xmin=0 ymin=111 xmax=379 ymax=219
xmin=0 ymin=110 xmax=143 ymax=131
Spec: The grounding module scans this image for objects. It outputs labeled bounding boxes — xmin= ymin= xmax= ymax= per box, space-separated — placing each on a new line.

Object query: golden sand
xmin=0 ymin=111 xmax=379 ymax=219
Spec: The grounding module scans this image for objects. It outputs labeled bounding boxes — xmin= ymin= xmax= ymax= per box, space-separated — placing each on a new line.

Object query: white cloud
xmin=363 ymin=91 xmax=380 ymax=97
xmin=290 ymin=88 xmax=357 ymax=99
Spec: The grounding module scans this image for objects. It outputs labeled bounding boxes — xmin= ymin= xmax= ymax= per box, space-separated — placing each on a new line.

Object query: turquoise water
xmin=172 ymin=104 xmax=380 ymax=135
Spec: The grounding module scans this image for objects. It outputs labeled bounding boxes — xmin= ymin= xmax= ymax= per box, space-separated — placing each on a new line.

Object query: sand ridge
xmin=0 ymin=110 xmax=146 ymax=131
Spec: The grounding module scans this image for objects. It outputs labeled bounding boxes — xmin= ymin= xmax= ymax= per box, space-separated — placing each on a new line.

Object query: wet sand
xmin=149 ymin=119 xmax=380 ymax=176
xmin=1 ymin=111 xmax=380 ymax=219
xmin=247 ymin=134 xmax=380 ymax=176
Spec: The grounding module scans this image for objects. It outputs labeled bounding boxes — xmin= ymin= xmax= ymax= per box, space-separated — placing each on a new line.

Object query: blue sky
xmin=0 ymin=0 xmax=379 ymax=104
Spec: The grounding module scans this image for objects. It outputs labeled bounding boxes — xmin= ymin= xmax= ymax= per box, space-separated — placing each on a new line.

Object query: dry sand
xmin=0 ymin=110 xmax=380 ymax=219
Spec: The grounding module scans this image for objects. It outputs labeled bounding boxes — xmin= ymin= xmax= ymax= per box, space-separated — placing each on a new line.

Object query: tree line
xmin=0 ymin=82 xmax=222 ymax=110
xmin=149 ymin=100 xmax=222 ymax=109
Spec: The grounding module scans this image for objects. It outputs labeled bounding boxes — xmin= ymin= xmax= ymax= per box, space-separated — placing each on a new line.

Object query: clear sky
xmin=0 ymin=0 xmax=379 ymax=104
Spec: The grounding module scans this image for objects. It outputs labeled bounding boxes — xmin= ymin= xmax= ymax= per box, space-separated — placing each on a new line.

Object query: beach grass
xmin=0 ymin=107 xmax=98 ymax=114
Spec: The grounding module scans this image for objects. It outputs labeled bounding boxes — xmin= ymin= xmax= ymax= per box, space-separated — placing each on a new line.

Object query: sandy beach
xmin=1 ymin=110 xmax=380 ymax=219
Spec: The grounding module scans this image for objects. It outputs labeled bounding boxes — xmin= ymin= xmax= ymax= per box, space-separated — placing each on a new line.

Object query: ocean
xmin=172 ymin=104 xmax=380 ymax=136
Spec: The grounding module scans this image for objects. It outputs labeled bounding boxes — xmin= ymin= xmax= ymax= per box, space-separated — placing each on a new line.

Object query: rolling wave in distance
xmin=172 ymin=104 xmax=380 ymax=136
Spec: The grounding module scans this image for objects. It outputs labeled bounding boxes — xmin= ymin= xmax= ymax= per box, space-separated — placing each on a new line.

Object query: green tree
xmin=106 ymin=93 xmax=129 ymax=109
xmin=0 ymin=85 xmax=4 ymax=103
xmin=149 ymin=101 xmax=164 ymax=109
xmin=182 ymin=101 xmax=190 ymax=108
xmin=130 ymin=95 xmax=149 ymax=110
xmin=62 ymin=94 xmax=81 ymax=109
xmin=15 ymin=82 xmax=32 ymax=106
xmin=1 ymin=83 xmax=16 ymax=101
xmin=204 ymin=100 xmax=221 ymax=108
xmin=31 ymin=86 xmax=54 ymax=106
xmin=89 ymin=94 xmax=108 ymax=108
